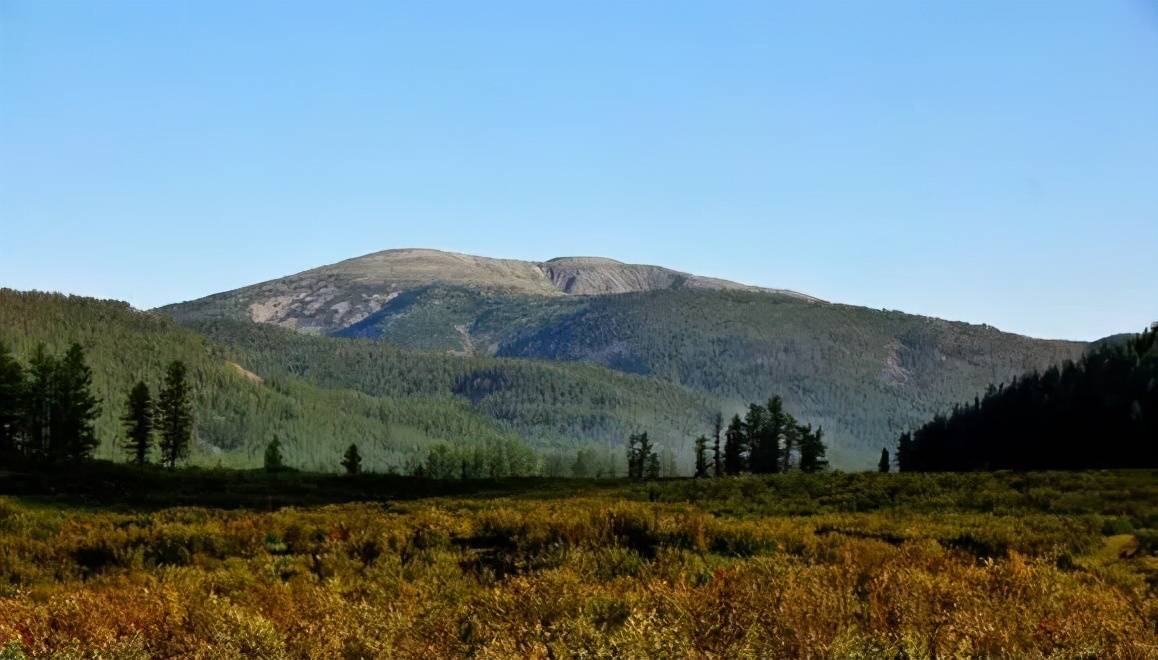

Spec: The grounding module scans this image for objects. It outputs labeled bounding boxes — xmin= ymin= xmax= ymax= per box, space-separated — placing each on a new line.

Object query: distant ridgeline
xmin=897 ymin=327 xmax=1158 ymax=471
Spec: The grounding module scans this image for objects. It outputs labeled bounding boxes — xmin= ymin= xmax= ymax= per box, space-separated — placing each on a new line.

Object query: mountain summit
xmin=162 ymin=248 xmax=820 ymax=334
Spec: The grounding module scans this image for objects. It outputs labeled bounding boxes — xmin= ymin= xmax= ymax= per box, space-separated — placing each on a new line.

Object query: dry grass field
xmin=0 ymin=470 xmax=1155 ymax=658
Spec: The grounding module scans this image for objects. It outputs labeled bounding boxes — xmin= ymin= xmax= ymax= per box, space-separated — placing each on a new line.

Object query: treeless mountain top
xmin=160 ymin=248 xmax=822 ymax=333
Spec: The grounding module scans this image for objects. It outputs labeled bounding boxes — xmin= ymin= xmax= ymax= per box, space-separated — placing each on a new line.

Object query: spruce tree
xmin=878 ymin=447 xmax=890 ymax=473
xmin=23 ymin=344 xmax=57 ymax=460
xmin=625 ymin=432 xmax=641 ymax=480
xmin=264 ymin=436 xmax=285 ymax=472
xmin=798 ymin=425 xmax=828 ymax=473
xmin=896 ymin=432 xmax=914 ymax=471
xmin=693 ymin=435 xmax=709 ymax=478
xmin=712 ymin=412 xmax=723 ymax=477
xmin=53 ymin=343 xmax=101 ymax=462
xmin=0 ymin=341 xmax=25 ymax=455
xmin=744 ymin=403 xmax=771 ymax=472
xmin=121 ymin=381 xmax=154 ymax=466
xmin=755 ymin=397 xmax=784 ymax=473
xmin=723 ymin=414 xmax=746 ymax=475
xmin=157 ymin=361 xmax=193 ymax=469
xmin=635 ymin=432 xmax=655 ymax=481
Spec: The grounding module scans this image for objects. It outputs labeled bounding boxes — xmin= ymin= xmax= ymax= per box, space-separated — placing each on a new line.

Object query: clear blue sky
xmin=2 ymin=1 xmax=1155 ymax=341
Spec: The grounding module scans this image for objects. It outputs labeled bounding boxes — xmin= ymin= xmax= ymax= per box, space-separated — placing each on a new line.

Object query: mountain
xmin=1 ymin=289 xmax=719 ymax=473
xmin=160 ymin=248 xmax=819 ymax=334
xmin=161 ymin=249 xmax=1089 ymax=467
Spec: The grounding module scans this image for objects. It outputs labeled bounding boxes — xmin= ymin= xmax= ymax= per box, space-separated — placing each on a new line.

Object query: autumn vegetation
xmin=0 ymin=469 xmax=1154 ymax=658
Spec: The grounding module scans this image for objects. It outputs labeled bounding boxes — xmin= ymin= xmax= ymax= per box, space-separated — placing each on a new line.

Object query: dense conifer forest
xmin=898 ymin=327 xmax=1157 ymax=471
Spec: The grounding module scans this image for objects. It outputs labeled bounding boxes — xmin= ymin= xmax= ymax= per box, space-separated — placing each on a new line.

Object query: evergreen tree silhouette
xmin=121 ymin=381 xmax=154 ymax=466
xmin=157 ymin=361 xmax=193 ymax=469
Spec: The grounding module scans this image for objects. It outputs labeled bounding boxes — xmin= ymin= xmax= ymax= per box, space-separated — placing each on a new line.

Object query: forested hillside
xmin=327 ymin=285 xmax=1085 ymax=465
xmin=898 ymin=327 xmax=1158 ymax=470
xmin=186 ymin=318 xmax=719 ymax=461
xmin=0 ymin=290 xmax=533 ymax=472
xmin=163 ymin=249 xmax=1088 ymax=468
xmin=1 ymin=290 xmax=725 ymax=472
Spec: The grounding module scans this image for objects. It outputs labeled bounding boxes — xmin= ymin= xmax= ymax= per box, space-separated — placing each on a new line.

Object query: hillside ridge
xmin=159 ymin=248 xmax=822 ymax=333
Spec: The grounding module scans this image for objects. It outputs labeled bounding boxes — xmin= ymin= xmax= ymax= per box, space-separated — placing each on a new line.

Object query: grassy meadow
xmin=0 ymin=469 xmax=1155 ymax=658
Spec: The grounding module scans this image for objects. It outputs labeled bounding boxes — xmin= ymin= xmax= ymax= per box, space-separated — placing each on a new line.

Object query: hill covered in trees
xmin=0 ymin=289 xmax=725 ymax=472
xmin=898 ymin=327 xmax=1158 ymax=471
xmin=164 ymin=251 xmax=1087 ymax=466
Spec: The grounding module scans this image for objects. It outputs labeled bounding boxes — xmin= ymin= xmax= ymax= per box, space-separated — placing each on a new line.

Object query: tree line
xmin=0 ymin=340 xmax=196 ymax=467
xmin=624 ymin=396 xmax=828 ymax=481
xmin=895 ymin=327 xmax=1157 ymax=471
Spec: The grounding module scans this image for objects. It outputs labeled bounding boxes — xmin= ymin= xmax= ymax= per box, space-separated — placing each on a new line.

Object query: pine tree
xmin=799 ymin=425 xmax=828 ymax=473
xmin=712 ymin=412 xmax=723 ymax=477
xmin=264 ymin=436 xmax=285 ymax=472
xmin=52 ymin=343 xmax=101 ymax=462
xmin=23 ymin=345 xmax=57 ymax=460
xmin=896 ymin=431 xmax=914 ymax=472
xmin=121 ymin=381 xmax=154 ymax=466
xmin=157 ymin=361 xmax=193 ymax=469
xmin=50 ymin=342 xmax=100 ymax=460
xmin=744 ymin=403 xmax=772 ymax=472
xmin=878 ymin=447 xmax=890 ymax=473
xmin=757 ymin=397 xmax=785 ymax=473
xmin=636 ymin=432 xmax=655 ymax=481
xmin=625 ymin=432 xmax=641 ymax=480
xmin=723 ymin=414 xmax=746 ymax=475
xmin=0 ymin=341 xmax=25 ymax=455
xmin=693 ymin=435 xmax=709 ymax=478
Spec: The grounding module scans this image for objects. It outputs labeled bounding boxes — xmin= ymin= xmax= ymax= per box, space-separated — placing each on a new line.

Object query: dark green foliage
xmin=743 ymin=404 xmax=772 ymax=473
xmin=22 ymin=344 xmax=56 ymax=459
xmin=694 ymin=435 xmax=709 ymax=478
xmin=878 ymin=448 xmax=890 ymax=473
xmin=157 ymin=361 xmax=193 ymax=469
xmin=121 ymin=381 xmax=154 ymax=466
xmin=719 ymin=398 xmax=827 ymax=474
xmin=264 ymin=436 xmax=285 ymax=472
xmin=723 ymin=415 xmax=745 ymax=475
xmin=0 ymin=290 xmax=545 ymax=472
xmin=626 ymin=432 xmax=657 ymax=481
xmin=7 ymin=342 xmax=101 ymax=463
xmin=798 ymin=425 xmax=827 ymax=473
xmin=0 ymin=341 xmax=24 ymax=454
xmin=342 ymin=443 xmax=362 ymax=475
xmin=187 ymin=317 xmax=719 ymax=470
xmin=54 ymin=344 xmax=101 ymax=462
xmin=748 ymin=398 xmax=786 ymax=473
xmin=712 ymin=412 xmax=723 ymax=477
xmin=899 ymin=327 xmax=1158 ymax=471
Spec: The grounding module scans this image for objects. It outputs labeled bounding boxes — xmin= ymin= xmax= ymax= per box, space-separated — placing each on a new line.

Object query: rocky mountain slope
xmin=161 ymin=249 xmax=1088 ymax=467
xmin=161 ymin=248 xmax=819 ymax=334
